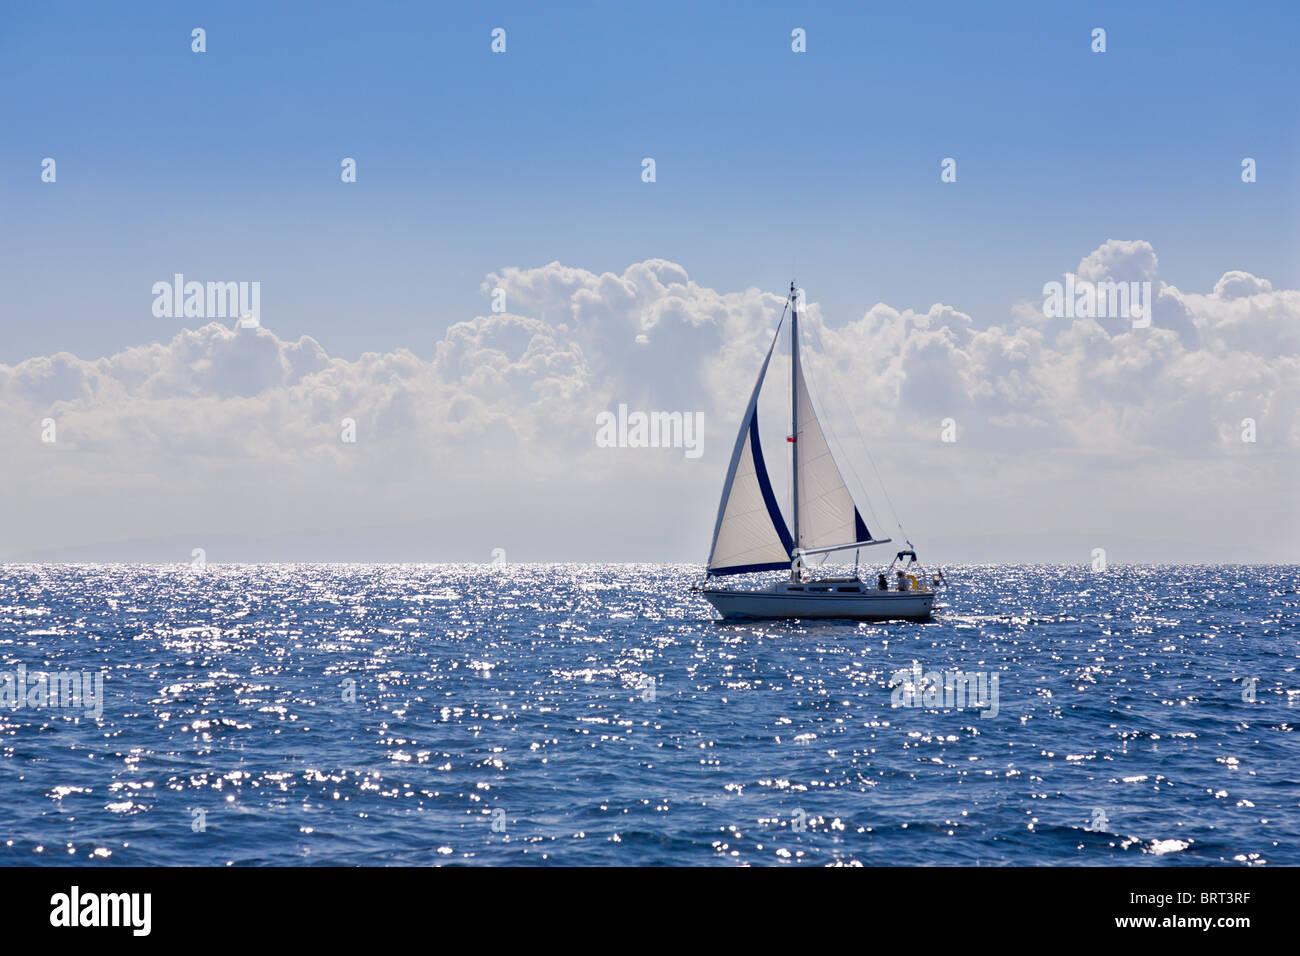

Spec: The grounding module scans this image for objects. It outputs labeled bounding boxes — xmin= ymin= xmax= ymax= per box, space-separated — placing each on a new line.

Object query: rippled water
xmin=0 ymin=563 xmax=1296 ymax=866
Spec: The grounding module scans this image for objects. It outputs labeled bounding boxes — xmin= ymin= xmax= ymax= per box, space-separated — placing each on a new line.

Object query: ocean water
xmin=0 ymin=563 xmax=1296 ymax=866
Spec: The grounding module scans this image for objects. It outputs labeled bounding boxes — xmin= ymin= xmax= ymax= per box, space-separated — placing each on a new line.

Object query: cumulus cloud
xmin=1 ymin=244 xmax=1295 ymax=561
xmin=1213 ymin=271 xmax=1273 ymax=299
xmin=803 ymin=240 xmax=1298 ymax=458
xmin=1075 ymin=239 xmax=1159 ymax=283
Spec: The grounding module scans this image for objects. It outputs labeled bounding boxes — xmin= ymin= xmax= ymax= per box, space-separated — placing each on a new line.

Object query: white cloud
xmin=1213 ymin=270 xmax=1273 ymax=299
xmin=1 ymin=244 xmax=1295 ymax=562
xmin=1075 ymin=238 xmax=1159 ymax=283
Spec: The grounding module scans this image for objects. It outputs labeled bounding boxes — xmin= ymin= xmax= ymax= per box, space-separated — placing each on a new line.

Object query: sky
xmin=1 ymin=1 xmax=1297 ymax=564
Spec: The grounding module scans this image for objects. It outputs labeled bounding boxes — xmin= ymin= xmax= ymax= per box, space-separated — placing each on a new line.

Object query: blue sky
xmin=1 ymin=2 xmax=1297 ymax=563
xmin=3 ymin=0 xmax=1296 ymax=363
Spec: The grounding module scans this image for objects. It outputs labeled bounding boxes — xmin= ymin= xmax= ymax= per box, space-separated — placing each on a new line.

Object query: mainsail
xmin=706 ymin=285 xmax=875 ymax=578
xmin=705 ymin=320 xmax=794 ymax=575
xmin=793 ymin=350 xmax=872 ymax=551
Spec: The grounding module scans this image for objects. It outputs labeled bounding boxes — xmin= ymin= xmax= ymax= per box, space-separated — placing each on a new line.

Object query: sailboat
xmin=699 ymin=282 xmax=938 ymax=621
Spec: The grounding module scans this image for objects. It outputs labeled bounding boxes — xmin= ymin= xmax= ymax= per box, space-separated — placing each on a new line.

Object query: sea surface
xmin=0 ymin=563 xmax=1296 ymax=866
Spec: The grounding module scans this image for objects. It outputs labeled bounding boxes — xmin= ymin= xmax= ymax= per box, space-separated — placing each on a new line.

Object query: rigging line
xmin=799 ymin=308 xmax=909 ymax=541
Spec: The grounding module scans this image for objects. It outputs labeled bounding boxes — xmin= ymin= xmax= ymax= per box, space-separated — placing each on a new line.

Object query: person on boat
xmin=876 ymin=573 xmax=888 ymax=590
xmin=896 ymin=570 xmax=909 ymax=591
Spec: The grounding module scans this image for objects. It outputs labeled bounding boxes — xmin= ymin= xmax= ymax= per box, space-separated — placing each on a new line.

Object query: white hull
xmin=702 ymin=582 xmax=934 ymax=621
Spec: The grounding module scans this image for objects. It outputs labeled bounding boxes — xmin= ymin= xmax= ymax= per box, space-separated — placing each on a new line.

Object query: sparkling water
xmin=0 ymin=563 xmax=1295 ymax=865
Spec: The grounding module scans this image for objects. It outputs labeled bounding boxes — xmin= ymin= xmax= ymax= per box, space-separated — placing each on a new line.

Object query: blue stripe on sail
xmin=750 ymin=410 xmax=794 ymax=556
xmin=708 ymin=561 xmax=791 ymax=576
xmin=707 ymin=411 xmax=795 ymax=578
xmin=854 ymin=508 xmax=871 ymax=543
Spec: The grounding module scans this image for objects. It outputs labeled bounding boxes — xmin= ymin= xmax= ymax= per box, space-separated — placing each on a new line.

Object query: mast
xmin=789 ymin=280 xmax=800 ymax=577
